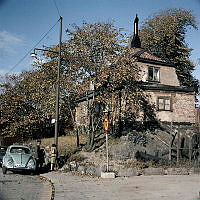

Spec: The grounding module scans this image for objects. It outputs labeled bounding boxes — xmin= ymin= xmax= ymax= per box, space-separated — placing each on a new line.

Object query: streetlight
xmin=31 ymin=16 xmax=62 ymax=152
xmin=30 ymin=48 xmax=59 ymax=58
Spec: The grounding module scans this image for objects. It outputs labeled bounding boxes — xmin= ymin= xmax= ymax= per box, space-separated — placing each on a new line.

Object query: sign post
xmin=103 ymin=115 xmax=109 ymax=172
xmin=101 ymin=114 xmax=115 ymax=178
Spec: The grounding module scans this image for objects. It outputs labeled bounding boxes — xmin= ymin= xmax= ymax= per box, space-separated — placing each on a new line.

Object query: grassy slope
xmin=29 ymin=135 xmax=86 ymax=156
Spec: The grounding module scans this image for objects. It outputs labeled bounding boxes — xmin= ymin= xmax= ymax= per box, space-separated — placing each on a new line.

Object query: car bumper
xmin=6 ymin=166 xmax=36 ymax=171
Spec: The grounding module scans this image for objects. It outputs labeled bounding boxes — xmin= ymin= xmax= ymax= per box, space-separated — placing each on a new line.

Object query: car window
xmin=10 ymin=147 xmax=30 ymax=154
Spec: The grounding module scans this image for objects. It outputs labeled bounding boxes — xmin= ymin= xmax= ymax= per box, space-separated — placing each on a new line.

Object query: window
xmin=148 ymin=66 xmax=160 ymax=82
xmin=10 ymin=147 xmax=30 ymax=154
xmin=157 ymin=97 xmax=172 ymax=111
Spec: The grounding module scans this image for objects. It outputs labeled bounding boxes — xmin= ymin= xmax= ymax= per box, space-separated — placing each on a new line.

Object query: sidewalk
xmin=42 ymin=171 xmax=200 ymax=200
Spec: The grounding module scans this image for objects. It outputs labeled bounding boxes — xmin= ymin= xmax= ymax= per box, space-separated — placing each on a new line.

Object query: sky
xmin=0 ymin=0 xmax=200 ymax=80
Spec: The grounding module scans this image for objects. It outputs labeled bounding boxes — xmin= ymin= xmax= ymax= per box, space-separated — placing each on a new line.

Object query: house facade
xmin=130 ymin=15 xmax=195 ymax=125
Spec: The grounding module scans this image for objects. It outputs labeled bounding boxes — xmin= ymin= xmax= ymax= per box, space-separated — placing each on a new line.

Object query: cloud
xmin=0 ymin=30 xmax=23 ymax=56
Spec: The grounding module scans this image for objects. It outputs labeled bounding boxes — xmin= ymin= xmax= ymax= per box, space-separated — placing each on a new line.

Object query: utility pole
xmin=30 ymin=17 xmax=62 ymax=152
xmin=55 ymin=16 xmax=62 ymax=151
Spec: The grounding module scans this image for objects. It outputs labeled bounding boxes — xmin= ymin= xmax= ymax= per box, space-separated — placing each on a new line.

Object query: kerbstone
xmin=101 ymin=172 xmax=115 ymax=178
xmin=118 ymin=167 xmax=138 ymax=177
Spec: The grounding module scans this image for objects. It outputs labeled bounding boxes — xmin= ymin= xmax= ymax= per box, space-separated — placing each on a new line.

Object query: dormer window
xmin=148 ymin=66 xmax=160 ymax=82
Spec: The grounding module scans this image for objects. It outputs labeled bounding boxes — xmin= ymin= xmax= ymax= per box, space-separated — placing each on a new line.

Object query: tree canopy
xmin=63 ymin=22 xmax=141 ymax=105
xmin=0 ymin=22 xmax=144 ymax=143
xmin=57 ymin=22 xmax=145 ymax=149
xmin=140 ymin=8 xmax=199 ymax=90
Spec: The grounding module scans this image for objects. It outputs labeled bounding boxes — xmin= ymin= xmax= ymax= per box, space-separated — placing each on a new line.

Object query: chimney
xmin=131 ymin=14 xmax=141 ymax=48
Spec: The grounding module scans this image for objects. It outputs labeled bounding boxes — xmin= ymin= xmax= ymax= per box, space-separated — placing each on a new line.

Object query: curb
xmin=39 ymin=175 xmax=55 ymax=200
xmin=62 ymin=162 xmax=200 ymax=177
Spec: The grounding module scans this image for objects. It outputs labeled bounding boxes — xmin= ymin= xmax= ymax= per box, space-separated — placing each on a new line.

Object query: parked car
xmin=0 ymin=146 xmax=7 ymax=167
xmin=2 ymin=145 xmax=36 ymax=174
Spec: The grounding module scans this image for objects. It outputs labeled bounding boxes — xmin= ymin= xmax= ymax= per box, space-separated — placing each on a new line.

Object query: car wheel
xmin=2 ymin=166 xmax=7 ymax=174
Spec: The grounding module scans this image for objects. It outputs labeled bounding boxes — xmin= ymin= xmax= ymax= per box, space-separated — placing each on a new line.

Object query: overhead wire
xmin=52 ymin=0 xmax=61 ymax=17
xmin=6 ymin=18 xmax=60 ymax=75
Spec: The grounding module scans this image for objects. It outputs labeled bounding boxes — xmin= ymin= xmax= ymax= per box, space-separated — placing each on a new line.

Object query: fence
xmin=168 ymin=127 xmax=200 ymax=165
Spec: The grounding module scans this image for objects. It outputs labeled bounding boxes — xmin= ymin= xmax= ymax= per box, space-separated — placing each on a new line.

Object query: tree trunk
xmin=68 ymin=104 xmax=80 ymax=148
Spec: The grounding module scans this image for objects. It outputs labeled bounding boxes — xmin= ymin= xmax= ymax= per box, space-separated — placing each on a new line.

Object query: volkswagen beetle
xmin=2 ymin=144 xmax=36 ymax=174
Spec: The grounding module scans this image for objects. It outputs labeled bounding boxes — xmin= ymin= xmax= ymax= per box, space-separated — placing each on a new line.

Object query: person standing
xmin=34 ymin=140 xmax=41 ymax=172
xmin=50 ymin=144 xmax=57 ymax=171
xmin=38 ymin=148 xmax=45 ymax=170
xmin=44 ymin=146 xmax=50 ymax=163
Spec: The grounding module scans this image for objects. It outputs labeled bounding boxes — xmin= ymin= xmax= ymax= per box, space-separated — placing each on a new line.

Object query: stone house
xmin=74 ymin=15 xmax=200 ymax=162
xmin=129 ymin=15 xmax=195 ymax=125
xmin=75 ymin=15 xmax=196 ymax=130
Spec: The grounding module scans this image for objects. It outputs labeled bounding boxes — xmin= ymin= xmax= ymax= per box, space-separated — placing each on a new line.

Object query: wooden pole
xmin=55 ymin=16 xmax=62 ymax=152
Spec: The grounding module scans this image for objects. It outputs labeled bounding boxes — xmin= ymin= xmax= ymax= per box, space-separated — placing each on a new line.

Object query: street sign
xmin=103 ymin=116 xmax=109 ymax=134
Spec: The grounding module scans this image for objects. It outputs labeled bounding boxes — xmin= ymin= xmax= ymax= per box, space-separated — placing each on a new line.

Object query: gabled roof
xmin=130 ymin=48 xmax=175 ymax=67
xmin=130 ymin=15 xmax=175 ymax=67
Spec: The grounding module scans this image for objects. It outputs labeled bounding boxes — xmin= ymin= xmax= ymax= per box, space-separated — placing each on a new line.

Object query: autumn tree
xmin=0 ymin=66 xmax=72 ymax=140
xmin=49 ymin=22 xmax=144 ymax=151
xmin=140 ymin=8 xmax=199 ymax=90
xmin=0 ymin=73 xmax=38 ymax=140
xmin=0 ymin=22 xmax=146 ymax=149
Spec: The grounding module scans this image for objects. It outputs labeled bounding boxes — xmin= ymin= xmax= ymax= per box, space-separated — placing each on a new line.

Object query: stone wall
xmin=60 ymin=123 xmax=199 ymax=177
xmin=147 ymin=91 xmax=195 ymax=123
xmin=62 ymin=161 xmax=200 ymax=177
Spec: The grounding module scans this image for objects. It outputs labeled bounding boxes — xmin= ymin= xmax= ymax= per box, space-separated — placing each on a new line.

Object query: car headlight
xmin=7 ymin=157 xmax=14 ymax=167
xmin=27 ymin=159 xmax=35 ymax=168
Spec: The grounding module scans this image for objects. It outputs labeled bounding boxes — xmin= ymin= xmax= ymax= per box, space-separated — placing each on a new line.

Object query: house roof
xmin=76 ymin=81 xmax=194 ymax=104
xmin=139 ymin=82 xmax=194 ymax=93
xmin=129 ymin=15 xmax=175 ymax=67
xmin=130 ymin=48 xmax=175 ymax=67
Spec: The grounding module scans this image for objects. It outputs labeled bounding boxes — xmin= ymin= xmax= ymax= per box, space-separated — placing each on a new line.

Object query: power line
xmin=6 ymin=18 xmax=60 ymax=75
xmin=52 ymin=0 xmax=61 ymax=17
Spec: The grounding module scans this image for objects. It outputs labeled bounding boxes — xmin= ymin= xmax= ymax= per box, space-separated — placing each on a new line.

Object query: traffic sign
xmin=103 ymin=116 xmax=109 ymax=134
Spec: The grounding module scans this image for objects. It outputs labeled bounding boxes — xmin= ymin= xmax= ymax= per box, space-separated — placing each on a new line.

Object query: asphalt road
xmin=0 ymin=169 xmax=52 ymax=200
xmin=44 ymin=172 xmax=200 ymax=200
